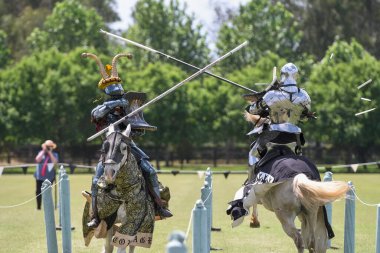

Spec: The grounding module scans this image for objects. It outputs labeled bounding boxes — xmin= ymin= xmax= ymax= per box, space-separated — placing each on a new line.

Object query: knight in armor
xmin=246 ymin=62 xmax=313 ymax=167
xmin=227 ymin=63 xmax=315 ymax=224
xmin=82 ymin=53 xmax=173 ymax=229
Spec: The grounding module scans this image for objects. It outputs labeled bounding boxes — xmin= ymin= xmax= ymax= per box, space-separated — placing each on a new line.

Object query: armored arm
xmin=246 ymin=96 xmax=270 ymax=118
xmin=91 ymin=98 xmax=128 ymax=121
xmin=298 ymin=89 xmax=315 ymax=120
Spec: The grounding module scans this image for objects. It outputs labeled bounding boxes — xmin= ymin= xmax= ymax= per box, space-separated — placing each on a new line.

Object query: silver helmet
xmin=280 ymin=63 xmax=298 ymax=85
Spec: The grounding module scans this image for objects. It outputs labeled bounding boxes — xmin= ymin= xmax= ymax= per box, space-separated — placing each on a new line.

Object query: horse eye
xmin=120 ymin=143 xmax=128 ymax=152
xmin=102 ymin=142 xmax=110 ymax=152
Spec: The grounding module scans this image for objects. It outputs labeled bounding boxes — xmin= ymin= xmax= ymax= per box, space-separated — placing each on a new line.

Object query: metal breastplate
xmin=107 ymin=110 xmax=125 ymax=125
xmin=263 ymin=88 xmax=310 ymax=125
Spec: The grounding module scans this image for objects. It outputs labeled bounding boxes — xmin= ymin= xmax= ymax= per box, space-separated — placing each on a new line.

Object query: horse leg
xmin=103 ymin=227 xmax=127 ymax=253
xmin=116 ymin=246 xmax=127 ymax=253
xmin=275 ymin=210 xmax=304 ymax=253
xmin=249 ymin=204 xmax=260 ymax=228
xmin=128 ymin=245 xmax=135 ymax=253
xmin=299 ymin=205 xmax=328 ymax=253
xmin=103 ymin=227 xmax=114 ymax=253
xmin=313 ymin=207 xmax=328 ymax=253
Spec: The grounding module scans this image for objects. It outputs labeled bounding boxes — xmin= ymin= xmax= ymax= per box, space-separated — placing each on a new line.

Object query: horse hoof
xmin=250 ymin=222 xmax=260 ymax=228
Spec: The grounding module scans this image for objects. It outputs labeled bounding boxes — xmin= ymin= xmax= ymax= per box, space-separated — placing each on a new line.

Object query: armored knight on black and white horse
xmin=227 ymin=63 xmax=318 ymax=226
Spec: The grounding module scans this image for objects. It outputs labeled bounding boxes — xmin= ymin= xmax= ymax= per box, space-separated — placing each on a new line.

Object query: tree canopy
xmin=27 ymin=0 xmax=107 ymax=53
xmin=280 ymin=0 xmax=380 ymax=59
xmin=126 ymin=0 xmax=210 ymax=68
xmin=216 ymin=0 xmax=302 ymax=71
xmin=0 ymin=0 xmax=119 ymax=60
xmin=304 ymin=39 xmax=380 ymax=159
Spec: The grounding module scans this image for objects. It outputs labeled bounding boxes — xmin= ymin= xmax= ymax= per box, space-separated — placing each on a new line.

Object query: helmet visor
xmin=104 ymin=84 xmax=124 ymax=95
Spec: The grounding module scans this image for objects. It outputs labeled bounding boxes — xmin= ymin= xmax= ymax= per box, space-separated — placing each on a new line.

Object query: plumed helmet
xmin=280 ymin=62 xmax=298 ymax=85
xmin=81 ymin=52 xmax=133 ymax=96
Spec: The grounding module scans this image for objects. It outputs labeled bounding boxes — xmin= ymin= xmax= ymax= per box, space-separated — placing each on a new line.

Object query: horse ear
xmin=122 ymin=124 xmax=131 ymax=137
xmin=107 ymin=124 xmax=115 ymax=136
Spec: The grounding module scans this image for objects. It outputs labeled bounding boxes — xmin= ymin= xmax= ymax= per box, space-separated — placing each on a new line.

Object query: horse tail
xmin=293 ymin=173 xmax=349 ymax=208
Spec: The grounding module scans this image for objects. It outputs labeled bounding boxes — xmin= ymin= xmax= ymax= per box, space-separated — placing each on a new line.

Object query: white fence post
xmin=323 ymin=171 xmax=333 ymax=248
xmin=192 ymin=200 xmax=208 ymax=253
xmin=201 ymin=181 xmax=211 ymax=250
xmin=166 ymin=230 xmax=187 ymax=253
xmin=61 ymin=172 xmax=72 ymax=253
xmin=42 ymin=179 xmax=58 ymax=253
xmin=344 ymin=181 xmax=355 ymax=253
xmin=376 ymin=204 xmax=380 ymax=253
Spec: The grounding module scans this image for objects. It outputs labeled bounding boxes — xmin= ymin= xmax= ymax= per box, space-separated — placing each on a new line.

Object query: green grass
xmin=0 ymin=173 xmax=379 ymax=252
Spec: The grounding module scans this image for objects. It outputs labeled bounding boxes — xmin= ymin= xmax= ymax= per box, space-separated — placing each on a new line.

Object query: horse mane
xmin=293 ymin=174 xmax=349 ymax=209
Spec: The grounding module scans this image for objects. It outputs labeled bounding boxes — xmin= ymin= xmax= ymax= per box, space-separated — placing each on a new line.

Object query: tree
xmin=27 ymin=0 xmax=107 ymax=53
xmin=0 ymin=30 xmax=10 ymax=68
xmin=0 ymin=47 xmax=102 ymax=148
xmin=216 ymin=0 xmax=302 ymax=72
xmin=126 ymin=0 xmax=210 ymax=69
xmin=123 ymin=62 xmax=203 ymax=166
xmin=0 ymin=0 xmax=119 ymax=60
xmin=280 ymin=0 xmax=380 ymax=59
xmin=0 ymin=3 xmax=53 ymax=59
xmin=81 ymin=0 xmax=119 ymax=23
xmin=304 ymin=40 xmax=380 ymax=162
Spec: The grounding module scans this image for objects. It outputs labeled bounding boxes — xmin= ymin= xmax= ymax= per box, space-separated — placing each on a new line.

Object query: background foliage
xmin=0 ymin=0 xmax=379 ymax=164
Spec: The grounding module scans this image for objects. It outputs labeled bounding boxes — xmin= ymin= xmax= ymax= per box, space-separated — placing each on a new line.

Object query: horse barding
xmin=82 ymin=124 xmax=165 ymax=253
xmin=227 ymin=145 xmax=349 ymax=253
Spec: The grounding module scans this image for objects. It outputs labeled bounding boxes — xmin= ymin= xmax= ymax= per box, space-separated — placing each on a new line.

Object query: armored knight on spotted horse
xmin=82 ymin=52 xmax=173 ymax=230
xmin=79 ymin=39 xmax=248 ymax=252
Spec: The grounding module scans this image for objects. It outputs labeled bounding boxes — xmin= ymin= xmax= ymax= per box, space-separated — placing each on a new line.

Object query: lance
xmin=87 ymin=41 xmax=248 ymax=141
xmin=100 ymin=29 xmax=256 ymax=93
xmin=265 ymin=66 xmax=278 ymax=91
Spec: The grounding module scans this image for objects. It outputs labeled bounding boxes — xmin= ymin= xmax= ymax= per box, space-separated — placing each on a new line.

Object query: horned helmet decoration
xmin=81 ymin=52 xmax=133 ymax=96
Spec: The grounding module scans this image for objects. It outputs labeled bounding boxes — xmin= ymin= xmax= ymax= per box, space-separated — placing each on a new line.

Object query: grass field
xmin=0 ymin=172 xmax=379 ymax=253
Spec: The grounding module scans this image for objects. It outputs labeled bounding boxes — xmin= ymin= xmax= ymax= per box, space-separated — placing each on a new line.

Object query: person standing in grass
xmin=34 ymin=140 xmax=58 ymax=210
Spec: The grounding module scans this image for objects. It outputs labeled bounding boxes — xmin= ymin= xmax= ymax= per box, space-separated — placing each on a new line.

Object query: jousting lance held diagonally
xmin=100 ymin=29 xmax=256 ymax=93
xmin=87 ymin=40 xmax=249 ymax=141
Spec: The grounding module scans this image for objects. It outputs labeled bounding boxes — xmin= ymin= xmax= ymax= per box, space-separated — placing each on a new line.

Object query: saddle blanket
xmin=253 ymin=150 xmax=321 ymax=184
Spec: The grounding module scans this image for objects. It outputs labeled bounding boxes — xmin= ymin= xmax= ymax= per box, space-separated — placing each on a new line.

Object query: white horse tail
xmin=293 ymin=173 xmax=349 ymax=209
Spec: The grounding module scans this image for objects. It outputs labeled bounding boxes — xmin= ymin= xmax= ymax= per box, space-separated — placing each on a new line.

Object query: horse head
xmin=103 ymin=124 xmax=132 ymax=184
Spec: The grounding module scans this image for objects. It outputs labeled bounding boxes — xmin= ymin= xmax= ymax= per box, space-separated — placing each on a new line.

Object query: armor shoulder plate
xmin=292 ymin=89 xmax=311 ymax=110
